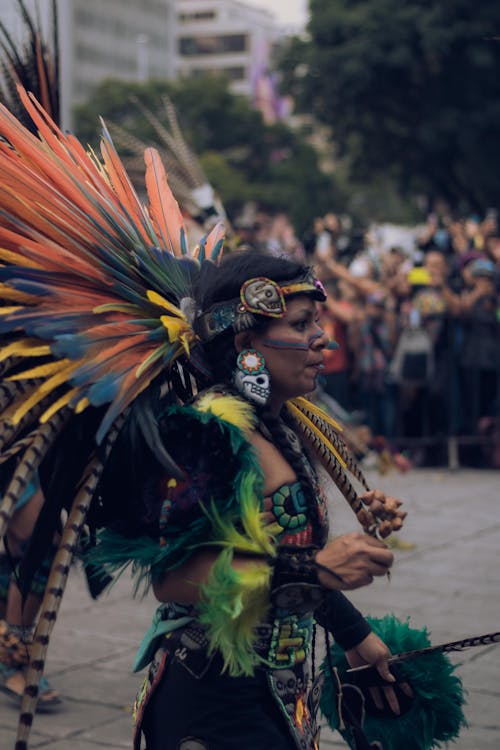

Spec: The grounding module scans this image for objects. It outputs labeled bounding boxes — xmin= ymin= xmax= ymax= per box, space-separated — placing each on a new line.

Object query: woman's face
xmin=245 ymin=296 xmax=328 ymax=404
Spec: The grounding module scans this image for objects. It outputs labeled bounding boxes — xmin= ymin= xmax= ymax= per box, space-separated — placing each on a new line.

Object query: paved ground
xmin=1 ymin=468 xmax=499 ymax=749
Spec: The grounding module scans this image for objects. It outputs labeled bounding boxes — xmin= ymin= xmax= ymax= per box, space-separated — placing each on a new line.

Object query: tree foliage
xmin=279 ymin=0 xmax=500 ymax=212
xmin=73 ymin=75 xmax=338 ymax=233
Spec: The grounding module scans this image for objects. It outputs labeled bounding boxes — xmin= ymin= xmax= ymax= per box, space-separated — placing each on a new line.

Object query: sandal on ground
xmin=0 ymin=661 xmax=61 ymax=711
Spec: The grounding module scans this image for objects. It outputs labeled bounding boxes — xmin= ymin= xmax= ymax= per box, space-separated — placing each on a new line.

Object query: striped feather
xmin=15 ymin=414 xmax=126 ymax=750
xmin=0 ymin=384 xmax=54 ymax=453
xmin=288 ymin=407 xmax=365 ymax=520
xmin=290 ymin=397 xmax=370 ymax=490
xmin=0 ymin=408 xmax=70 ymax=540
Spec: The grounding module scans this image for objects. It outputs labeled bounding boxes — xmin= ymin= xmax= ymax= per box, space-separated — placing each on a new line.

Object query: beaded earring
xmin=233 ymin=349 xmax=271 ymax=406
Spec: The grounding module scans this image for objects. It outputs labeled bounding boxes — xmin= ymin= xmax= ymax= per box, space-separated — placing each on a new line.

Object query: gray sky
xmin=245 ymin=0 xmax=308 ymax=28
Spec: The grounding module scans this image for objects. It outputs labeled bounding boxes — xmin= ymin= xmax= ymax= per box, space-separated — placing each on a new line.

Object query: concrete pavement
xmin=1 ymin=468 xmax=499 ymax=749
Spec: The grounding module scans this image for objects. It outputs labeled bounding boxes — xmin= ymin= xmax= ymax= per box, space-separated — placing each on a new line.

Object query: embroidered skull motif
xmin=273 ymin=668 xmax=298 ymax=715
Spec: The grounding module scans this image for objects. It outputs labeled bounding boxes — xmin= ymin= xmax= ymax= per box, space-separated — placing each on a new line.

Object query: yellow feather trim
xmin=75 ymin=396 xmax=90 ymax=414
xmin=0 ymin=248 xmax=43 ymax=268
xmin=159 ymin=315 xmax=194 ymax=356
xmin=39 ymin=361 xmax=80 ymax=393
xmin=194 ymin=392 xmax=256 ymax=433
xmin=0 ymin=339 xmax=51 ymax=363
xmin=0 ymin=285 xmax=37 ymax=304
xmin=146 ymin=289 xmax=185 ymax=318
xmin=11 ymin=361 xmax=79 ymax=425
xmin=291 ymin=396 xmax=344 ymax=432
xmin=287 ymin=399 xmax=346 ymax=469
xmin=40 ymin=386 xmax=79 ymax=423
xmin=7 ymin=358 xmax=71 ymax=381
xmin=0 ymin=306 xmax=23 ymax=315
xmin=93 ymin=303 xmax=142 ymax=315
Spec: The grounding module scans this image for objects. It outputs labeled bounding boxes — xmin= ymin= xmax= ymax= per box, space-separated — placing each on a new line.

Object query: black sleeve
xmin=315 ymin=590 xmax=372 ymax=651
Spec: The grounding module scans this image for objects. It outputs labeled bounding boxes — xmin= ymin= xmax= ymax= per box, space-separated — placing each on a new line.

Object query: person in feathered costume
xmin=0 ymin=86 xmax=467 ymax=750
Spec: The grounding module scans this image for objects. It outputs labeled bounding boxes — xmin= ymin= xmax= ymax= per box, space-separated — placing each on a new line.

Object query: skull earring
xmin=233 ymin=349 xmax=271 ymax=406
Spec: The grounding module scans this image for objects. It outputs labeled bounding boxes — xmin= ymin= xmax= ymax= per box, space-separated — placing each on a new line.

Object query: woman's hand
xmin=356 ymin=489 xmax=407 ymax=538
xmin=315 ymin=532 xmax=393 ymax=590
xmin=345 ymin=632 xmax=413 ymax=715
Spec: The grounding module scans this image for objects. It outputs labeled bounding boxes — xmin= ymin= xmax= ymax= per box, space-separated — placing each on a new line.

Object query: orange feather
xmin=144 ymin=147 xmax=186 ymax=256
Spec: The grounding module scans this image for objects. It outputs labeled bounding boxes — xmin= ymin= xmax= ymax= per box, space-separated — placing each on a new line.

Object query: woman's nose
xmin=310 ymin=326 xmax=329 ymax=349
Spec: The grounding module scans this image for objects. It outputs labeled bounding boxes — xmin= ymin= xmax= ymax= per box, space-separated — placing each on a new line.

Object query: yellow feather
xmin=146 ymin=289 xmax=185 ymax=318
xmin=292 ymin=396 xmax=344 ymax=432
xmin=7 ymin=359 xmax=71 ymax=381
xmin=75 ymin=396 xmax=90 ymax=414
xmin=39 ymin=361 xmax=80 ymax=393
xmin=194 ymin=393 xmax=256 ymax=432
xmin=93 ymin=302 xmax=142 ymax=315
xmin=40 ymin=387 xmax=79 ymax=423
xmin=287 ymin=400 xmax=346 ymax=469
xmin=11 ymin=362 xmax=79 ymax=425
xmin=0 ymin=248 xmax=43 ymax=268
xmin=159 ymin=315 xmax=194 ymax=355
xmin=0 ymin=306 xmax=23 ymax=315
xmin=0 ymin=285 xmax=37 ymax=304
xmin=0 ymin=340 xmax=51 ymax=363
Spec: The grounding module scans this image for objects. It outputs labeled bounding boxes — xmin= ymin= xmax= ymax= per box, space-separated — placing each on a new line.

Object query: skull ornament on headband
xmin=240 ymin=278 xmax=286 ymax=317
xmin=195 ymin=270 xmax=327 ymax=342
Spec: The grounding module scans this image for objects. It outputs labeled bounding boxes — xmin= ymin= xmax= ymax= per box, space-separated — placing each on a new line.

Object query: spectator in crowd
xmin=230 ymin=205 xmax=499 ymax=467
xmin=317 ymin=279 xmax=358 ymax=411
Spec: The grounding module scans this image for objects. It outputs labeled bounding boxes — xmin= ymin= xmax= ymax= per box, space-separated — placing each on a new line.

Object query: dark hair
xmin=197 ymin=250 xmax=308 ymax=384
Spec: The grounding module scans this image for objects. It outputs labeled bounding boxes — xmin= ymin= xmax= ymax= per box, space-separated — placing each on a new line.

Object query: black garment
xmin=142 ymin=652 xmax=296 ymax=750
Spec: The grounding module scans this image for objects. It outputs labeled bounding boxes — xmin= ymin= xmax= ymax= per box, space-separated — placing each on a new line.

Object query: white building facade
xmin=175 ymin=0 xmax=278 ymax=98
xmin=2 ymin=0 xmax=283 ymax=128
xmin=2 ymin=0 xmax=176 ymax=129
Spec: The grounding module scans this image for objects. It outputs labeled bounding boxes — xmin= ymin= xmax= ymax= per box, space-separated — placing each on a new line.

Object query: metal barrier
xmin=348 ymin=313 xmax=500 ymax=469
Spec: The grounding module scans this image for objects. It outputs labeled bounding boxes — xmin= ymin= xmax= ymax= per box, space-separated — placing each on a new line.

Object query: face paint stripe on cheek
xmin=262 ymin=337 xmax=309 ymax=350
xmin=262 ymin=329 xmax=325 ymax=350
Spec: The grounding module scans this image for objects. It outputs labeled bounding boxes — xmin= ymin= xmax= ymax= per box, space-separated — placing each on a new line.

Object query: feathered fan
xmin=107 ymin=94 xmax=227 ymax=230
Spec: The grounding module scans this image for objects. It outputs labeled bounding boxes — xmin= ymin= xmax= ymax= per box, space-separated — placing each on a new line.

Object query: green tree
xmin=280 ymin=0 xmax=500 ymax=213
xmin=73 ymin=75 xmax=338 ymax=233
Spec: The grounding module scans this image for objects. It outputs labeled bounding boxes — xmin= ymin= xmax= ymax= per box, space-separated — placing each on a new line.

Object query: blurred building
xmin=59 ymin=0 xmax=176 ymax=127
xmin=2 ymin=0 xmax=176 ymax=128
xmin=2 ymin=0 xmax=288 ymax=128
xmin=175 ymin=0 xmax=278 ymax=99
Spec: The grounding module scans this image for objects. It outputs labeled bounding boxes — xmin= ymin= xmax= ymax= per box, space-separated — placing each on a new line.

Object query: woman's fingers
xmin=315 ymin=533 xmax=394 ymax=590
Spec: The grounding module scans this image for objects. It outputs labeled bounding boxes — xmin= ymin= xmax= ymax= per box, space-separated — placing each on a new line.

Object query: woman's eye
xmin=293 ymin=320 xmax=308 ymax=332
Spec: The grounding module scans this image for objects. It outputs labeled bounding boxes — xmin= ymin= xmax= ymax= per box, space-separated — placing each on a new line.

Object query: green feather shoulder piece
xmin=89 ymin=391 xmax=277 ymax=675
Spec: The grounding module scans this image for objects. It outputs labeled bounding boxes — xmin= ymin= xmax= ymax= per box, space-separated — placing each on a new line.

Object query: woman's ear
xmin=233 ymin=331 xmax=254 ymax=353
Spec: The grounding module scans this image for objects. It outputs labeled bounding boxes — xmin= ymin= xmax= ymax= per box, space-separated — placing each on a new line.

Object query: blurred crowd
xmin=232 ymin=207 xmax=500 ymax=469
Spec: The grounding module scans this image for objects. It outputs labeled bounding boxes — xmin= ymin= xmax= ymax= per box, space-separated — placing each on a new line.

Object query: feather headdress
xmin=0 ymin=83 xmax=226 ymax=748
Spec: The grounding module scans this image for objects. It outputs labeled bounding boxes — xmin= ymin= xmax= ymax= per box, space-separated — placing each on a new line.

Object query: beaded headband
xmin=195 ymin=270 xmax=327 ymax=342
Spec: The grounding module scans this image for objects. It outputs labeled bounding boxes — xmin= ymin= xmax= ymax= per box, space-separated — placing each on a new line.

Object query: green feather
xmin=87 ymin=396 xmax=277 ymax=676
xmin=320 ymin=614 xmax=467 ymax=750
xmin=198 ymin=547 xmax=271 ymax=676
